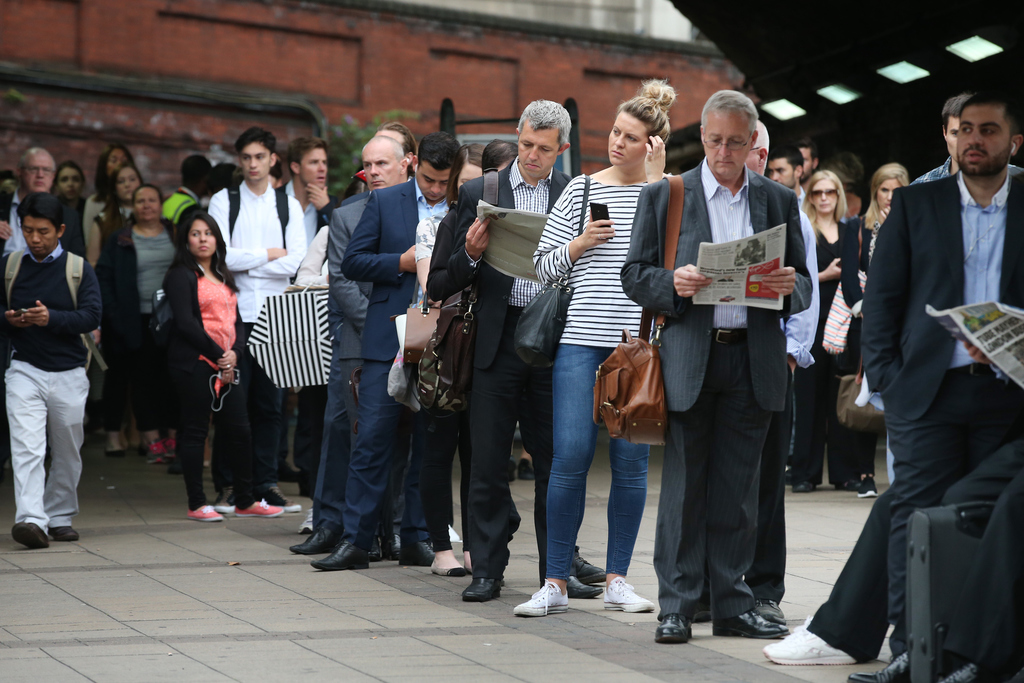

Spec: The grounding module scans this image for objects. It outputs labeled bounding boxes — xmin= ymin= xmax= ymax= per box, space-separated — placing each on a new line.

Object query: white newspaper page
xmin=476 ymin=200 xmax=549 ymax=281
xmin=926 ymin=301 xmax=1024 ymax=388
xmin=693 ymin=223 xmax=787 ymax=310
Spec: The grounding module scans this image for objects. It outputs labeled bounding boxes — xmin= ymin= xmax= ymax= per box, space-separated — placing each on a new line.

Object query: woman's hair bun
xmin=639 ymin=79 xmax=677 ymax=112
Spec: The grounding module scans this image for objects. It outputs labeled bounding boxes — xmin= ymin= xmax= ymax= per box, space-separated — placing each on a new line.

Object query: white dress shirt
xmin=209 ymin=182 xmax=307 ymax=323
xmin=700 ymin=159 xmax=752 ymax=329
xmin=783 ymin=208 xmax=819 ymax=367
xmin=4 ymin=190 xmax=27 ymax=256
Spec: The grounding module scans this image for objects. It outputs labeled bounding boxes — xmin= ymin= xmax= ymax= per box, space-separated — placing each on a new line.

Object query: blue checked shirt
xmin=911 ymin=157 xmax=953 ymax=185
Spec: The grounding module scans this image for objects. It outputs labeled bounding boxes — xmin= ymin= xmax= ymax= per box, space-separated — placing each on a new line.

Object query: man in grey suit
xmin=622 ymin=90 xmax=812 ymax=644
xmin=290 ymin=135 xmax=410 ymax=555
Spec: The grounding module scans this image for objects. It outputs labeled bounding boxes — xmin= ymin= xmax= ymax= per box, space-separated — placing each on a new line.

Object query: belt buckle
xmin=714 ymin=329 xmax=728 ymax=344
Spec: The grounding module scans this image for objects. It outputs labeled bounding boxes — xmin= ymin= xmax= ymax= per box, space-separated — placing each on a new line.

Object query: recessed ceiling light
xmin=760 ymin=99 xmax=806 ymax=121
xmin=946 ymin=36 xmax=1004 ymax=62
xmin=817 ymin=85 xmax=862 ymax=104
xmin=876 ymin=61 xmax=930 ymax=84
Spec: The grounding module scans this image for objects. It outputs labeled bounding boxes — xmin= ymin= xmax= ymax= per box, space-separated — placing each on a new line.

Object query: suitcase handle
xmin=952 ymin=502 xmax=994 ymax=538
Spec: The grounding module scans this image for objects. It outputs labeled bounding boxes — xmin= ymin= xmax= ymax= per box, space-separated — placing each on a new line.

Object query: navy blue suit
xmin=340 ymin=181 xmax=428 ymax=550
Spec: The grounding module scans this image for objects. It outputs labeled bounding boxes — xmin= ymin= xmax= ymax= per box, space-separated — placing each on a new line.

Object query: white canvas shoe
xmin=603 ymin=577 xmax=655 ymax=613
xmin=513 ymin=581 xmax=569 ymax=617
xmin=763 ymin=617 xmax=857 ymax=665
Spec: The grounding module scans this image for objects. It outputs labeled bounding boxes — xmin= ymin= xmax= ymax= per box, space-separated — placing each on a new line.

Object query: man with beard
xmin=857 ymin=91 xmax=1024 ymax=682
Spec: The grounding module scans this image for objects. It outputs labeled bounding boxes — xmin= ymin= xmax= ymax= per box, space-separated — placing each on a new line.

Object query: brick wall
xmin=0 ymin=0 xmax=741 ymax=193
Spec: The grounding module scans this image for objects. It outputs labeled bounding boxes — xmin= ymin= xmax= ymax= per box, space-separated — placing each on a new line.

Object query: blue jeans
xmin=546 ymin=343 xmax=650 ymax=580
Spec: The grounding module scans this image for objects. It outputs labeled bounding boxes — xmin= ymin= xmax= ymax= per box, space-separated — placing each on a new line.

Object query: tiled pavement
xmin=0 ymin=432 xmax=892 ymax=682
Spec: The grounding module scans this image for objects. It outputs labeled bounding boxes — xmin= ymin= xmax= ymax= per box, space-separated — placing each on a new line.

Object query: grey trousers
xmin=654 ymin=341 xmax=773 ymax=620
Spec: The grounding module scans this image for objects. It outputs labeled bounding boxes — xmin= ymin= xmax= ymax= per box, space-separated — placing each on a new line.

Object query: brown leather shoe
xmin=12 ymin=522 xmax=49 ymax=549
xmin=49 ymin=526 xmax=80 ymax=542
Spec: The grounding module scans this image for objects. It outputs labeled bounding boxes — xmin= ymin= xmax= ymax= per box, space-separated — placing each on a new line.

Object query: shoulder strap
xmin=577 ymin=176 xmax=591 ymax=237
xmin=228 ymin=187 xmax=240 ymax=238
xmin=65 ymin=253 xmax=84 ymax=309
xmin=640 ymin=176 xmax=684 ymax=343
xmin=483 ymin=169 xmax=499 ymax=205
xmin=274 ymin=187 xmax=290 ymax=245
xmin=4 ymin=250 xmax=23 ymax=305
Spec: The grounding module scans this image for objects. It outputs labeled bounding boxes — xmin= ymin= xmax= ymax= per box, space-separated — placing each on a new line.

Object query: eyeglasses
xmin=703 ymin=137 xmax=751 ymax=151
xmin=22 ymin=166 xmax=56 ymax=176
xmin=811 ymin=189 xmax=839 ymax=199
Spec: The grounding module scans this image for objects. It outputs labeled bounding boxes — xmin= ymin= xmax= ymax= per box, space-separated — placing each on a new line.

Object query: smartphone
xmin=16 ymin=308 xmax=28 ymax=316
xmin=589 ymin=202 xmax=610 ymax=222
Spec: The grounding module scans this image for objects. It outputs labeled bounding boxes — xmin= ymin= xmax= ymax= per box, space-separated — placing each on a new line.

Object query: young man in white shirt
xmin=209 ymin=126 xmax=307 ymax=512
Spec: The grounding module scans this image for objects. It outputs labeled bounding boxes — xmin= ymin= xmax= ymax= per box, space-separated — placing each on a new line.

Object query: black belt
xmin=949 ymin=363 xmax=995 ymax=376
xmin=712 ymin=328 xmax=748 ymax=345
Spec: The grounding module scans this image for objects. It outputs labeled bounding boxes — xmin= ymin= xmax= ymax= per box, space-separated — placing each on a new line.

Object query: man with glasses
xmin=622 ymin=90 xmax=812 ymax=644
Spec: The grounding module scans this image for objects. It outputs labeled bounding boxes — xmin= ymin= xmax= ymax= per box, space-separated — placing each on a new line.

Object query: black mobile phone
xmin=589 ymin=202 xmax=610 ymax=222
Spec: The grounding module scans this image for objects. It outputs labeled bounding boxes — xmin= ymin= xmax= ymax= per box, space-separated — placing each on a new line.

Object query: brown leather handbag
xmin=416 ymin=286 xmax=478 ymax=413
xmin=593 ymin=175 xmax=683 ymax=446
xmin=401 ymin=301 xmax=440 ymax=364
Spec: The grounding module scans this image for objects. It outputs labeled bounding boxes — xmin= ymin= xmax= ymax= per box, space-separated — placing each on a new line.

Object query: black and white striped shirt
xmin=508 ymin=161 xmax=550 ymax=307
xmin=534 ymin=176 xmax=645 ymax=348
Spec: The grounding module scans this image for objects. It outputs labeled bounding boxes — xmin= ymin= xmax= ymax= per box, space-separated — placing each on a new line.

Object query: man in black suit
xmin=622 ymin=91 xmax=811 ymax=644
xmin=860 ymin=91 xmax=1024 ymax=681
xmin=445 ymin=101 xmax=571 ymax=602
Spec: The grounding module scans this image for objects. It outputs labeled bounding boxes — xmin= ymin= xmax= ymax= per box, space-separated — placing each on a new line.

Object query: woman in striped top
xmin=514 ymin=80 xmax=674 ymax=618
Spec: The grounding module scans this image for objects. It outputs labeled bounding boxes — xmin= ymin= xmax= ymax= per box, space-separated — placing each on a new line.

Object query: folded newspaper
xmin=693 ymin=223 xmax=787 ymax=310
xmin=926 ymin=301 xmax=1024 ymax=388
xmin=477 ymin=200 xmax=549 ymax=281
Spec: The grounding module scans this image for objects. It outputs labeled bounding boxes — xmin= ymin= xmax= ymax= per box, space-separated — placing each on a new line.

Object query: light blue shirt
xmin=284 ymin=180 xmax=319 ymax=247
xmin=413 ymin=178 xmax=448 ymax=224
xmin=950 ymin=171 xmax=1010 ymax=368
xmin=700 ymin=159 xmax=752 ymax=329
xmin=26 ymin=241 xmax=64 ymax=264
xmin=783 ymin=208 xmax=819 ymax=368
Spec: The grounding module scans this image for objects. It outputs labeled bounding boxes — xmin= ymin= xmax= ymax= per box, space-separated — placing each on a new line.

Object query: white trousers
xmin=7 ymin=360 xmax=88 ymax=531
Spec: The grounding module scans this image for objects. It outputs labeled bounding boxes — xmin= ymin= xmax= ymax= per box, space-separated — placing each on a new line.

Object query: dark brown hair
xmin=93 ymin=143 xmax=134 ymax=202
xmin=445 ymin=144 xmax=484 ymax=206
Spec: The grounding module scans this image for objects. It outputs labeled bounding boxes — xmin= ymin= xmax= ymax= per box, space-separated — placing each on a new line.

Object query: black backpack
xmin=227 ymin=185 xmax=290 ymax=243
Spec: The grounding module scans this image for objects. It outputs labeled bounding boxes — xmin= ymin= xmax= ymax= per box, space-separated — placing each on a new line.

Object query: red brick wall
xmin=0 ymin=0 xmax=741 ymax=192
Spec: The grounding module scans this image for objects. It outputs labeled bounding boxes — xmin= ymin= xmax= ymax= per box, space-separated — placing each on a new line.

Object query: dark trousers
xmin=102 ymin=316 xmax=175 ymax=433
xmin=654 ymin=340 xmax=772 ymax=620
xmin=468 ymin=306 xmax=552 ymax=583
xmin=792 ymin=342 xmax=876 ymax=485
xmin=745 ymin=370 xmax=794 ymax=602
xmin=807 ymin=434 xmax=1024 ymax=662
xmin=885 ymin=371 xmax=1023 ymax=653
xmin=379 ymin=412 xmax=414 ymax=539
xmin=312 ymin=320 xmax=358 ymax=533
xmin=170 ymin=361 xmax=254 ymax=511
xmin=239 ymin=322 xmax=284 ymax=493
xmin=340 ymin=358 xmax=428 ymax=550
xmin=421 ymin=408 xmax=472 ymax=553
xmin=285 ymin=385 xmax=328 ymax=496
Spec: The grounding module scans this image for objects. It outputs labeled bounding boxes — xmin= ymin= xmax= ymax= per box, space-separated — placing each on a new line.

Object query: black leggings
xmin=171 ymin=361 xmax=254 ymax=511
xmin=419 ymin=409 xmax=472 ymax=553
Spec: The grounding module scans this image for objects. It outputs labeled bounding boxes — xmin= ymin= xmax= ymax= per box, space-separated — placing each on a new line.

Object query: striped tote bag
xmin=823 ymin=270 xmax=867 ymax=355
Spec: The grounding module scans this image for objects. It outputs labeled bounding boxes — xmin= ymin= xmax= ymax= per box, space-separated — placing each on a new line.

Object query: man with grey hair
xmin=445 ymin=100 xmax=577 ymax=603
xmin=623 ymin=89 xmax=812 ymax=643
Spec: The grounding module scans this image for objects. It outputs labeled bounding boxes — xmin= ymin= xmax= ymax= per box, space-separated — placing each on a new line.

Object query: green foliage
xmin=327 ymin=110 xmax=418 ymax=196
xmin=2 ymin=89 xmax=26 ymax=105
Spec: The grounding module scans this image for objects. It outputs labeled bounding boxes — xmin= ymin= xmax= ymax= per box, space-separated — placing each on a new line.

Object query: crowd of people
xmin=1 ymin=81 xmax=1022 ymax=683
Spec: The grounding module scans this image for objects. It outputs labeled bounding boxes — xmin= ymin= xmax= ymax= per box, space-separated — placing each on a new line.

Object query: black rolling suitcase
xmin=907 ymin=502 xmax=993 ymax=683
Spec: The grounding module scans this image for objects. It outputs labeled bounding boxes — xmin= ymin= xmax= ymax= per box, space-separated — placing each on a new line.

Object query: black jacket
xmin=426 ymin=205 xmax=464 ymax=303
xmin=163 ymin=265 xmax=245 ymax=374
xmin=0 ymin=191 xmax=87 ymax=257
xmin=95 ymin=219 xmax=175 ymax=353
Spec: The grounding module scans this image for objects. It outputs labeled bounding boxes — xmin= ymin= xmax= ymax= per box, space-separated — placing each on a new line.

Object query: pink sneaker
xmin=160 ymin=436 xmax=177 ymax=456
xmin=147 ymin=441 xmax=173 ymax=464
xmin=187 ymin=505 xmax=224 ymax=522
xmin=235 ymin=500 xmax=284 ymax=518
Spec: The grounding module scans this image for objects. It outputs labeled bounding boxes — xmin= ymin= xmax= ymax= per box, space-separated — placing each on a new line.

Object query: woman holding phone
xmin=515 ymin=80 xmax=672 ymax=617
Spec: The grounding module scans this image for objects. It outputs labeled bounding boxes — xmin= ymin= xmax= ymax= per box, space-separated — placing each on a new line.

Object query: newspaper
xmin=926 ymin=301 xmax=1024 ymax=388
xmin=476 ymin=200 xmax=549 ymax=281
xmin=693 ymin=224 xmax=787 ymax=310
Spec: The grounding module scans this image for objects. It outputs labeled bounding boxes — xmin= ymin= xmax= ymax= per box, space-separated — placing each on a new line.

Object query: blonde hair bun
xmin=639 ymin=79 xmax=677 ymax=113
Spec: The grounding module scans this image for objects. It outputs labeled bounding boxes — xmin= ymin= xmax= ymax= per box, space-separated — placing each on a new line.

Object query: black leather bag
xmin=149 ymin=288 xmax=174 ymax=346
xmin=514 ymin=177 xmax=590 ymax=368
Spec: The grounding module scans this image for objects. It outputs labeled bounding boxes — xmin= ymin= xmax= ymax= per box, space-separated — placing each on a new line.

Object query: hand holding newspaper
xmin=926 ymin=301 xmax=1024 ymax=389
xmin=476 ymin=200 xmax=549 ymax=281
xmin=693 ymin=224 xmax=787 ymax=310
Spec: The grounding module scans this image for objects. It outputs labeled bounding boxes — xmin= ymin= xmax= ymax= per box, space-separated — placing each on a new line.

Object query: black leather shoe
xmin=754 ymin=598 xmax=786 ymax=625
xmin=462 ymin=577 xmax=501 ymax=602
xmin=310 ymin=541 xmax=369 ymax=571
xmin=369 ymin=536 xmax=382 ymax=562
xmin=572 ymin=549 xmax=606 ymax=586
xmin=380 ymin=533 xmax=401 ymax=561
xmin=655 ymin=613 xmax=691 ymax=643
xmin=694 ymin=601 xmax=712 ymax=623
xmin=289 ymin=527 xmax=341 ymax=555
xmin=398 ymin=540 xmax=434 ymax=567
xmin=712 ymin=609 xmax=789 ymax=638
xmin=11 ymin=522 xmax=49 ymax=549
xmin=792 ymin=481 xmax=816 ymax=493
xmin=937 ymin=664 xmax=979 ymax=683
xmin=49 ymin=526 xmax=79 ymax=542
xmin=848 ymin=653 xmax=909 ymax=683
xmin=517 ymin=458 xmax=535 ymax=480
xmin=566 ymin=576 xmax=603 ymax=599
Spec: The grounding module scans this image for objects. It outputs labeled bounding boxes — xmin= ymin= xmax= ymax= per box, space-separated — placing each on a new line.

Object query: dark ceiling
xmin=672 ymin=1 xmax=1024 ymax=186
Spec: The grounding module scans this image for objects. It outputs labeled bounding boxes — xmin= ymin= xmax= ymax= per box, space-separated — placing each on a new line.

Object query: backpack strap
xmin=274 ymin=187 xmax=290 ymax=246
xmin=64 ymin=253 xmax=107 ymax=371
xmin=228 ymin=186 xmax=241 ymax=238
xmin=483 ymin=169 xmax=499 ymax=205
xmin=4 ymin=250 xmax=23 ymax=305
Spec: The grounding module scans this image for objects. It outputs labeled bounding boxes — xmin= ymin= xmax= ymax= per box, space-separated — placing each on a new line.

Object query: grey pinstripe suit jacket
xmin=327 ymin=193 xmax=373 ymax=361
xmin=621 ymin=167 xmax=812 ymax=413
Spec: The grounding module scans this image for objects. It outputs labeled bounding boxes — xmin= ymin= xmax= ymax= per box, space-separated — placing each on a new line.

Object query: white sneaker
xmin=513 ymin=581 xmax=569 ymax=617
xmin=448 ymin=525 xmax=462 ymax=543
xmin=603 ymin=577 xmax=655 ymax=613
xmin=763 ymin=617 xmax=856 ymax=665
xmin=298 ymin=509 xmax=314 ymax=534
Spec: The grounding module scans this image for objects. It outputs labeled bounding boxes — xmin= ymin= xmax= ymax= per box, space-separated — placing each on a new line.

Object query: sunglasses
xmin=811 ymin=189 xmax=839 ymax=199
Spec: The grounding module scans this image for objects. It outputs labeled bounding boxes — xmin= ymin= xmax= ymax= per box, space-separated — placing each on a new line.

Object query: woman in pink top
xmin=163 ymin=211 xmax=283 ymax=521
